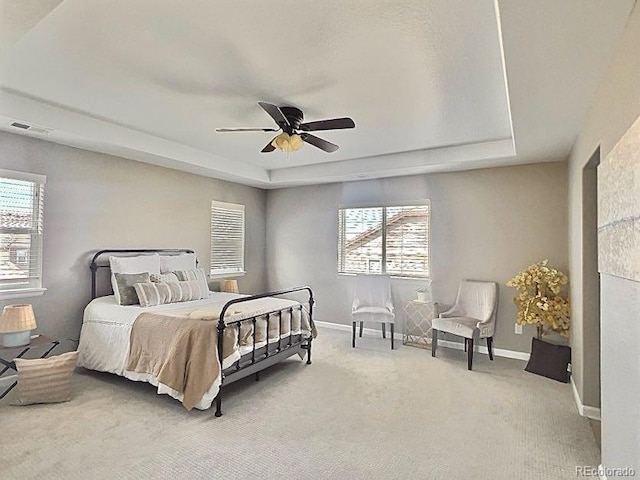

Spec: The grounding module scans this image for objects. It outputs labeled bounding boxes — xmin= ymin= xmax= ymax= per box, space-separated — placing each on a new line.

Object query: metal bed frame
xmin=89 ymin=249 xmax=314 ymax=416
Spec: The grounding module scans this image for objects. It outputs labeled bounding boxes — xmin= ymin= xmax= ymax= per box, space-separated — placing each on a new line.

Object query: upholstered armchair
xmin=352 ymin=274 xmax=396 ymax=349
xmin=431 ymin=280 xmax=498 ymax=370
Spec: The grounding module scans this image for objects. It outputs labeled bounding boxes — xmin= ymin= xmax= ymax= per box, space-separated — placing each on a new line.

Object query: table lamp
xmin=0 ymin=304 xmax=37 ymax=347
xmin=221 ymin=279 xmax=239 ymax=294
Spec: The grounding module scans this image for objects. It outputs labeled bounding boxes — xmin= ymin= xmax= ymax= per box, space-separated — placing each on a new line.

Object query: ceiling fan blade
xmin=261 ymin=138 xmax=276 ymax=153
xmin=299 ymin=117 xmax=355 ymax=131
xmin=258 ymin=102 xmax=290 ymax=127
xmin=301 ymin=133 xmax=339 ymax=153
xmin=216 ymin=127 xmax=279 ymax=132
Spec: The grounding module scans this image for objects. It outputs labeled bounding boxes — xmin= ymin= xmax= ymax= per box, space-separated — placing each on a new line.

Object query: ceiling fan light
xmin=272 ymin=132 xmax=288 ymax=150
xmin=289 ymin=133 xmax=304 ymax=151
xmin=272 ymin=132 xmax=304 ymax=152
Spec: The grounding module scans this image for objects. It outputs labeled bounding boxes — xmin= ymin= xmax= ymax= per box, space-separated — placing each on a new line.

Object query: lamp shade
xmin=221 ymin=279 xmax=239 ymax=294
xmin=0 ymin=304 xmax=37 ymax=333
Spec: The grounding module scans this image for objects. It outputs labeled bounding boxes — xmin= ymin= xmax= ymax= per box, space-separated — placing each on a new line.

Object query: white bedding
xmin=77 ymin=292 xmax=309 ymax=410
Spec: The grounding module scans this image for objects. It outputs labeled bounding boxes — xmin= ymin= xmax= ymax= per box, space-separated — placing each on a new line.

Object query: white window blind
xmin=338 ymin=203 xmax=430 ymax=278
xmin=210 ymin=200 xmax=245 ymax=276
xmin=0 ymin=169 xmax=46 ymax=293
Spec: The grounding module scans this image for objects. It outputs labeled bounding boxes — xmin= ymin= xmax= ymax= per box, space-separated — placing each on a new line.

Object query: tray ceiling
xmin=0 ymin=0 xmax=634 ymax=188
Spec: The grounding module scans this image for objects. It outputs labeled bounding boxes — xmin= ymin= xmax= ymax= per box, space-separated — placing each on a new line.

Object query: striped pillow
xmin=134 ymin=280 xmax=209 ymax=307
xmin=173 ymin=268 xmax=209 ymax=295
xmin=14 ymin=351 xmax=78 ymax=405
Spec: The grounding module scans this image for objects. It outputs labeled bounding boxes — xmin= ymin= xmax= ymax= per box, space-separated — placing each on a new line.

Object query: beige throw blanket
xmin=126 ymin=300 xmax=315 ymax=410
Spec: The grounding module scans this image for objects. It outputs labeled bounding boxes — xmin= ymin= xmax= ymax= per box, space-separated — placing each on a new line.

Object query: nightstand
xmin=0 ymin=335 xmax=60 ymax=400
xmin=403 ymin=301 xmax=437 ymax=349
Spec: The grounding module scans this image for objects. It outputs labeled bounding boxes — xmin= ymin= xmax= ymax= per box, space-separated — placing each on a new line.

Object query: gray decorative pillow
xmin=150 ymin=272 xmax=179 ymax=283
xmin=109 ymin=254 xmax=161 ymax=304
xmin=173 ymin=268 xmax=209 ymax=296
xmin=113 ymin=272 xmax=150 ymax=305
xmin=14 ymin=351 xmax=79 ymax=405
xmin=134 ymin=280 xmax=209 ymax=307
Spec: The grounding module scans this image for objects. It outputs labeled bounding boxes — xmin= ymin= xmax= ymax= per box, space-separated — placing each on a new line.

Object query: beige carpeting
xmin=0 ymin=327 xmax=599 ymax=480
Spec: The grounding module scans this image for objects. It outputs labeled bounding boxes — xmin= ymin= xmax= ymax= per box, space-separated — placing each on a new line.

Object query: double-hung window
xmin=338 ymin=202 xmax=430 ymax=278
xmin=210 ymin=200 xmax=245 ymax=278
xmin=0 ymin=169 xmax=46 ymax=298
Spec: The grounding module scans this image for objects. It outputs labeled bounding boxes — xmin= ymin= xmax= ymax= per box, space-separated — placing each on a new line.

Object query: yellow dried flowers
xmin=506 ymin=260 xmax=570 ymax=338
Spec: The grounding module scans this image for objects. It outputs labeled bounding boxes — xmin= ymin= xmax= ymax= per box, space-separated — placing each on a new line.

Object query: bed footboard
xmin=214 ymin=286 xmax=314 ymax=417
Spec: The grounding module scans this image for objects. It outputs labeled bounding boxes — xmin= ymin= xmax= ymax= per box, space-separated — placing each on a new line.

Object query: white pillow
xmin=159 ymin=253 xmax=197 ymax=273
xmin=109 ymin=254 xmax=161 ymax=304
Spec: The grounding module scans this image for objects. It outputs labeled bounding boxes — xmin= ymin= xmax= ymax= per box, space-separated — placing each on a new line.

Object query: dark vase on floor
xmin=524 ymin=336 xmax=572 ymax=383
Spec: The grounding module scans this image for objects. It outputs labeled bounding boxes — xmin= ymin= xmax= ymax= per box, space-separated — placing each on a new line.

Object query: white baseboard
xmin=315 ymin=320 xmax=530 ymax=361
xmin=570 ymin=376 xmax=601 ymax=420
xmin=437 ymin=338 xmax=530 ymax=361
xmin=316 ymin=320 xmax=403 ymax=339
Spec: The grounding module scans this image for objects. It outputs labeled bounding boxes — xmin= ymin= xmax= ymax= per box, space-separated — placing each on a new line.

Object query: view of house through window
xmin=0 ymin=170 xmax=46 ymax=293
xmin=338 ymin=203 xmax=430 ymax=278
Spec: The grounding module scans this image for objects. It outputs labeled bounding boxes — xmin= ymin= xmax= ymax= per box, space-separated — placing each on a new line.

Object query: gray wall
xmin=266 ymin=162 xmax=569 ymax=354
xmin=0 ymin=130 xmax=267 ymax=342
xmin=568 ymin=3 xmax=640 ymax=472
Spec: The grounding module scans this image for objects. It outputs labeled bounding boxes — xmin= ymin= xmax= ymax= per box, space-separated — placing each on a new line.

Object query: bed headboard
xmin=90 ymin=249 xmax=195 ymax=299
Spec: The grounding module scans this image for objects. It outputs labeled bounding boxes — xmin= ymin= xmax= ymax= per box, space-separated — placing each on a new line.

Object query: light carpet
xmin=0 ymin=327 xmax=599 ymax=480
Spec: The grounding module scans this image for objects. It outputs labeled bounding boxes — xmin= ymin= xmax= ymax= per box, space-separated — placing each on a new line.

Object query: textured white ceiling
xmin=0 ymin=0 xmax=634 ymax=187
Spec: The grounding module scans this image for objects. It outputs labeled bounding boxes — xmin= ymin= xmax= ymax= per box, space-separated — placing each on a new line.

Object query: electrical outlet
xmin=515 ymin=324 xmax=523 ymax=335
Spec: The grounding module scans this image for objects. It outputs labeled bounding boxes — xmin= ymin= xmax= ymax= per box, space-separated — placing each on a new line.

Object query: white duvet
xmin=77 ymin=292 xmax=308 ymax=410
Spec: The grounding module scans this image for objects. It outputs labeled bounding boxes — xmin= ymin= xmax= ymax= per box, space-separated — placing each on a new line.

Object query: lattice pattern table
xmin=403 ymin=301 xmax=437 ymax=349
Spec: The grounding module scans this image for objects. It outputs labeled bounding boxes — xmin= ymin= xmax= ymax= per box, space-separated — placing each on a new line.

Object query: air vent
xmin=9 ymin=122 xmax=51 ymax=135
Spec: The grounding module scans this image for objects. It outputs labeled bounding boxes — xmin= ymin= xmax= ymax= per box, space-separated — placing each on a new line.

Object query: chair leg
xmin=431 ymin=329 xmax=438 ymax=357
xmin=487 ymin=336 xmax=494 ymax=361
xmin=390 ymin=323 xmax=394 ymax=350
xmin=359 ymin=321 xmax=364 ymax=337
xmin=215 ymin=392 xmax=222 ymax=417
xmin=352 ymin=321 xmax=356 ymax=348
xmin=464 ymin=338 xmax=467 ymax=352
xmin=467 ymin=338 xmax=474 ymax=370
xmin=381 ymin=323 xmax=386 ymax=338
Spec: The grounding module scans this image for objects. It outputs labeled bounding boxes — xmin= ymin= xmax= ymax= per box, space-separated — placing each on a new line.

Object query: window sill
xmin=337 ymin=273 xmax=431 ymax=282
xmin=209 ymin=271 xmax=246 ymax=280
xmin=0 ymin=288 xmax=47 ymax=301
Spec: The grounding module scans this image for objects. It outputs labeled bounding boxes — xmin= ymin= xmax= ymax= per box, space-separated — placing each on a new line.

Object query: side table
xmin=403 ymin=301 xmax=437 ymax=349
xmin=0 ymin=335 xmax=60 ymax=400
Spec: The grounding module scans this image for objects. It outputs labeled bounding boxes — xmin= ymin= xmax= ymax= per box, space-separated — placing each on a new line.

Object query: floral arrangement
xmin=506 ymin=260 xmax=570 ymax=338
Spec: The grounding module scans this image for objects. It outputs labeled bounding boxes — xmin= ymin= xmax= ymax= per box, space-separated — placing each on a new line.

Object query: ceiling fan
xmin=216 ymin=102 xmax=355 ymax=153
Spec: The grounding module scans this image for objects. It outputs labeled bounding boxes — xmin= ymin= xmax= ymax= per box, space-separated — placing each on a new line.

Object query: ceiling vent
xmin=10 ymin=121 xmax=51 ymax=134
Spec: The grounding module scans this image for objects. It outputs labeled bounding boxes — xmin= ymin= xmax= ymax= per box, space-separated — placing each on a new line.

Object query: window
xmin=0 ymin=169 xmax=46 ymax=297
xmin=210 ymin=200 xmax=245 ymax=277
xmin=338 ymin=203 xmax=430 ymax=278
